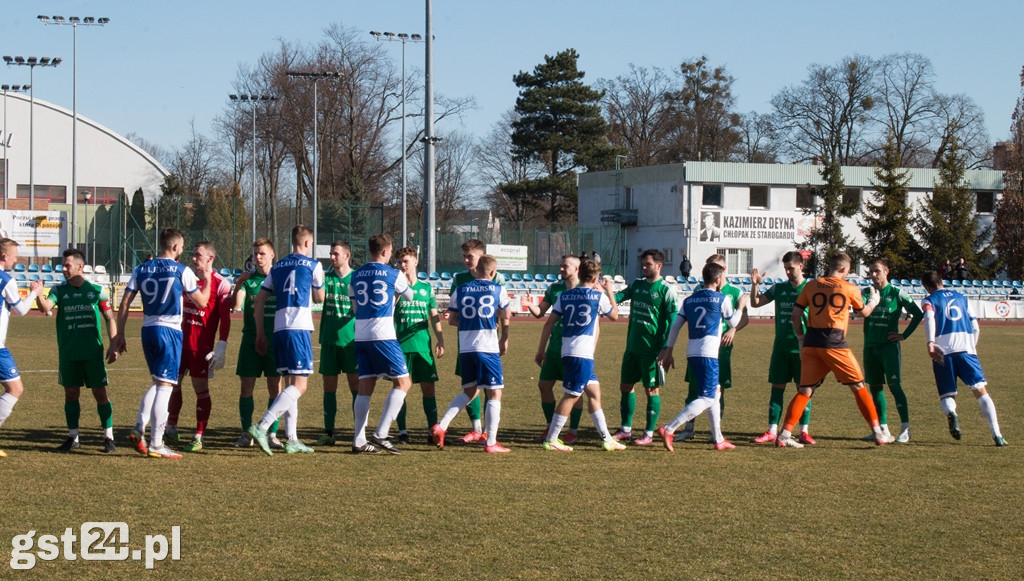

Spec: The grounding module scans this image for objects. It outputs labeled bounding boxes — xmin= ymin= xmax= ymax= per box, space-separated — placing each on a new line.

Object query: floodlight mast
xmin=3 ymin=55 xmax=62 ymax=211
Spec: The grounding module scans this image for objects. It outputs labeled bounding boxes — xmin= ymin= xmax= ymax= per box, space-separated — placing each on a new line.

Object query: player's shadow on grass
xmin=0 ymin=426 xmax=112 ymax=453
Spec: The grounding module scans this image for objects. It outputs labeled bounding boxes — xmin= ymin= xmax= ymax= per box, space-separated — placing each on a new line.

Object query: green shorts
xmin=539 ymin=348 xmax=565 ymax=382
xmin=620 ymin=350 xmax=660 ymax=388
xmin=686 ymin=344 xmax=733 ymax=389
xmin=404 ymin=351 xmax=439 ymax=384
xmin=320 ymin=342 xmax=358 ymax=376
xmin=59 ymin=358 xmax=108 ymax=389
xmin=768 ymin=344 xmax=801 ymax=385
xmin=863 ymin=342 xmax=902 ymax=386
xmin=236 ymin=333 xmax=281 ymax=378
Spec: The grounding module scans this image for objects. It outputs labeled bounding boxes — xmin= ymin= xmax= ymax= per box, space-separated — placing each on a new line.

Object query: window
xmin=796 ymin=187 xmax=815 ymax=209
xmin=624 ymin=186 xmax=633 ymax=209
xmin=661 ymin=248 xmax=673 ymax=266
xmin=976 ymin=191 xmax=995 ymax=214
xmin=715 ymin=248 xmax=753 ymax=275
xmin=79 ymin=186 xmax=125 ymax=205
xmin=702 ymin=184 xmax=722 ymax=207
xmin=842 ymin=188 xmax=861 ymax=210
xmin=749 ymin=185 xmax=769 ymax=208
xmin=16 ymin=184 xmax=67 ymax=202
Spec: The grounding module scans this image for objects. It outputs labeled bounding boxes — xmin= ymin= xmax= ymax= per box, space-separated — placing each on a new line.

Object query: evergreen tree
xmin=915 ymin=128 xmax=996 ymax=278
xmin=797 ymin=158 xmax=858 ymax=276
xmin=859 ymin=135 xmax=923 ymax=279
xmin=994 ymin=67 xmax=1024 ymax=280
xmin=509 ymin=49 xmax=623 ymax=221
xmin=130 ymin=188 xmax=147 ymax=230
xmin=154 ymin=174 xmax=193 ymax=232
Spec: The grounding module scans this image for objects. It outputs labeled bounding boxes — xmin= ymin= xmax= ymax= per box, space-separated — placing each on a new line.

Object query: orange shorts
xmin=800 ymin=347 xmax=864 ymax=387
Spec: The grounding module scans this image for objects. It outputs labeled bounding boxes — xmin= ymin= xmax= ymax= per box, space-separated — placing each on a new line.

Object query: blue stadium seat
xmin=510 ymin=273 xmax=522 ymax=282
xmin=899 ymin=278 xmax=910 ymax=286
xmin=41 ymin=264 xmax=53 ymax=273
xmin=951 ymin=280 xmax=962 ymax=287
xmin=546 ymin=274 xmax=557 ymax=282
xmin=523 ymin=273 xmax=533 ymax=282
xmin=742 ymin=276 xmax=752 ymax=285
xmin=417 ymin=271 xmax=427 ymax=280
xmin=14 ymin=264 xmax=25 ymax=272
xmin=1013 ymin=281 xmax=1022 ymax=288
xmin=15 ymin=273 xmax=26 ymax=282
xmin=429 ymin=272 xmax=440 ymax=280
xmin=220 ymin=268 xmax=231 ymax=277
xmin=910 ymin=279 xmax=921 ymax=286
xmin=28 ymin=264 xmax=39 ymax=273
xmin=982 ymin=280 xmax=993 ymax=288
xmin=28 ymin=273 xmax=40 ymax=282
xmin=440 ymin=272 xmax=452 ymax=281
xmin=42 ymin=273 xmax=55 ymax=283
xmin=233 ymin=269 xmax=243 ymax=277
xmin=972 ymin=280 xmax=982 ymax=287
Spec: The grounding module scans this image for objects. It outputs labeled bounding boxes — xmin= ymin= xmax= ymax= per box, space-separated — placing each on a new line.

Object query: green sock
xmin=350 ymin=389 xmax=358 ymax=410
xmin=239 ymin=396 xmax=254 ymax=430
xmin=890 ymin=383 xmax=909 ymax=423
xmin=620 ymin=391 xmax=636 ymax=428
xmin=719 ymin=391 xmax=726 ymax=419
xmin=541 ymin=400 xmax=556 ymax=425
xmin=323 ymin=391 xmax=337 ymax=435
xmin=870 ymin=385 xmax=888 ymax=425
xmin=397 ymin=400 xmax=408 ymax=432
xmin=645 ymin=394 xmax=661 ymax=432
xmin=768 ymin=388 xmax=785 ymax=425
xmin=422 ymin=396 xmax=438 ymax=427
xmin=569 ymin=406 xmax=583 ymax=430
xmin=466 ymin=393 xmax=482 ymax=421
xmin=799 ymin=399 xmax=813 ymax=425
xmin=268 ymin=397 xmax=280 ymax=434
xmin=64 ymin=400 xmax=81 ymax=431
xmin=97 ymin=401 xmax=113 ymax=429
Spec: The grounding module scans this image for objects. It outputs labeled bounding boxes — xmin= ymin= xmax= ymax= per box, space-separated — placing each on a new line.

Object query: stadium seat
xmin=613 ymin=275 xmax=626 ymax=284
xmin=41 ymin=264 xmax=53 ymax=273
xmin=82 ymin=265 xmax=94 ymax=274
xmin=546 ymin=274 xmax=557 ymax=282
xmin=417 ymin=271 xmax=427 ymax=280
xmin=742 ymin=276 xmax=752 ymax=285
xmin=899 ymin=278 xmax=910 ymax=286
xmin=220 ymin=268 xmax=231 ymax=277
xmin=233 ymin=268 xmax=243 ymax=277
xmin=42 ymin=273 xmax=55 ymax=283
xmin=911 ymin=279 xmax=921 ymax=286
xmin=664 ymin=275 xmax=677 ymax=284
xmin=983 ymin=280 xmax=993 ymax=288
xmin=28 ymin=264 xmax=39 ymax=273
xmin=686 ymin=276 xmax=698 ymax=284
xmin=972 ymin=280 xmax=982 ymax=287
xmin=429 ymin=272 xmax=440 ymax=280
xmin=951 ymin=280 xmax=962 ymax=287
xmin=94 ymin=265 xmax=107 ymax=274
xmin=510 ymin=273 xmax=522 ymax=282
xmin=28 ymin=273 xmax=40 ymax=282
xmin=523 ymin=273 xmax=533 ymax=282
xmin=13 ymin=264 xmax=25 ymax=272
xmin=440 ymin=272 xmax=452 ymax=281
xmin=15 ymin=273 xmax=26 ymax=282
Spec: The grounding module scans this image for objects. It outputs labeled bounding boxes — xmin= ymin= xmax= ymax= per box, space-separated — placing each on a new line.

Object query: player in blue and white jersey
xmin=431 ymin=254 xmax=513 ymax=453
xmin=537 ymin=259 xmax=625 ymax=452
xmin=248 ymin=225 xmax=325 ymax=456
xmin=110 ymin=229 xmax=211 ymax=459
xmin=0 ymin=239 xmax=43 ymax=459
xmin=655 ymin=261 xmax=747 ymax=451
xmin=920 ymin=271 xmax=1007 ymax=446
xmin=349 ymin=234 xmax=415 ymax=455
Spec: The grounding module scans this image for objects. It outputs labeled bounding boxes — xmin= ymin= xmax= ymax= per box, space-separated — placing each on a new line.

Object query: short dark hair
xmin=640 ymin=248 xmax=665 ymax=264
xmin=781 ymin=251 xmax=804 ymax=264
xmin=291 ymin=224 xmax=313 ymax=246
xmin=395 ymin=246 xmax=417 ymax=261
xmin=579 ymin=259 xmax=602 ymax=282
xmin=461 ymin=239 xmax=485 ymax=253
xmin=195 ymin=240 xmax=216 ymax=255
xmin=369 ymin=234 xmax=393 ymax=257
xmin=702 ymin=262 xmax=725 ymax=285
xmin=706 ymin=253 xmax=726 ymax=265
xmin=828 ymin=252 xmax=852 ymax=270
xmin=159 ymin=228 xmax=183 ymax=251
xmin=330 ymin=240 xmax=350 ymax=254
xmin=869 ymin=257 xmax=890 ymax=270
xmin=921 ymin=270 xmax=943 ymax=289
xmin=253 ymin=237 xmax=274 ymax=252
xmin=62 ymin=248 xmax=85 ymax=263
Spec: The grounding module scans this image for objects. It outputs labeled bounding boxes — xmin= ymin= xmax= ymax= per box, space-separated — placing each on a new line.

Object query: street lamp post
xmin=286 ymin=71 xmax=341 ymax=257
xmin=1 ymin=84 xmax=30 ymax=210
xmin=39 ymin=15 xmax=109 ymax=250
xmin=83 ymin=191 xmax=91 ymax=265
xmin=423 ymin=0 xmax=437 ymax=273
xmin=370 ymin=30 xmax=423 ymax=249
xmin=3 ymin=56 xmax=62 ymax=211
xmin=229 ymin=93 xmax=275 ymax=244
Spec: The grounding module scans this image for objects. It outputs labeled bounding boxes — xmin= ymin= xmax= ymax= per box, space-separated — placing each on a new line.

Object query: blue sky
xmin=2 ymin=0 xmax=1021 ymax=157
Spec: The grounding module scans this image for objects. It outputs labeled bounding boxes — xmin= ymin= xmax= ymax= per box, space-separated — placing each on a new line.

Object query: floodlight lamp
xmin=52 ymin=58 xmax=62 ymax=66
xmin=53 ymin=15 xmax=65 ymax=23
xmin=27 ymin=57 xmax=38 ymax=64
xmin=69 ymin=17 xmax=81 ymax=24
xmin=370 ymin=31 xmax=382 ymax=38
xmin=20 ymin=85 xmax=29 ymax=91
xmin=2 ymin=57 xmax=12 ymax=64
xmin=37 ymin=15 xmax=50 ymax=23
xmin=411 ymin=34 xmax=422 ymax=41
xmin=84 ymin=17 xmax=95 ymax=24
xmin=98 ymin=18 xmax=110 ymax=24
xmin=384 ymin=32 xmax=396 ymax=39
xmin=0 ymin=85 xmax=7 ymax=91
xmin=397 ymin=33 xmax=409 ymax=39
xmin=40 ymin=58 xmax=51 ymax=65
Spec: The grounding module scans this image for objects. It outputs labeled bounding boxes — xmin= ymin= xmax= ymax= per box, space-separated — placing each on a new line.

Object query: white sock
xmin=259 ymin=386 xmax=300 ymax=431
xmin=150 ymin=385 xmax=172 ymax=447
xmin=135 ymin=384 xmax=157 ymax=433
xmin=471 ymin=419 xmax=483 ymax=433
xmin=0 ymin=392 xmax=18 ymax=428
xmin=976 ymin=394 xmax=1002 ymax=438
xmin=796 ymin=423 xmax=806 ymax=434
xmin=547 ymin=413 xmax=568 ymax=443
xmin=284 ymin=398 xmax=299 ymax=441
xmin=484 ymin=399 xmax=501 ymax=446
xmin=439 ymin=393 xmax=471 ymax=431
xmin=373 ymin=389 xmax=408 ymax=440
xmin=353 ymin=394 xmax=372 ymax=447
xmin=940 ymin=397 xmax=957 ymax=417
xmin=767 ymin=423 xmax=779 ymax=435
xmin=667 ymin=397 xmax=714 ymax=433
xmin=590 ymin=409 xmax=611 ymax=440
xmin=707 ymin=394 xmax=724 ymax=444
xmin=104 ymin=427 xmax=114 ymax=439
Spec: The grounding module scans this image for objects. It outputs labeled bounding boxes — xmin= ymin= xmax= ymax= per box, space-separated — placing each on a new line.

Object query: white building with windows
xmin=578 ymin=161 xmax=1004 ymax=280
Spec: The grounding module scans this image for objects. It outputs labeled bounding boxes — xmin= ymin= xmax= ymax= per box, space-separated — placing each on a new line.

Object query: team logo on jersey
xmin=419 ymin=289 xmax=427 ymax=297
xmin=87 ymin=292 xmax=96 ymax=300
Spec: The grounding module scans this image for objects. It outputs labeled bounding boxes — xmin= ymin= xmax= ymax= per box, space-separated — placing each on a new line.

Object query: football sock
xmin=718 ymin=390 xmax=726 ymax=419
xmin=976 ymin=393 xmax=1002 ymax=438
xmin=353 ymin=394 xmax=372 ymax=447
xmin=268 ymin=398 xmax=281 ymax=434
xmin=135 ymin=384 xmax=157 ymax=433
xmin=541 ymin=400 xmax=556 ymax=425
xmin=781 ymin=392 xmax=811 ymax=433
xmin=890 ymin=382 xmax=910 ymax=423
xmin=97 ymin=402 xmax=113 ymax=436
xmin=439 ymin=392 xmax=471 ymax=431
xmin=870 ymin=385 xmax=888 ymax=425
xmin=374 ymin=389 xmax=407 ymax=440
xmin=645 ymin=394 xmax=661 ymax=433
xmin=65 ymin=399 xmax=81 ymax=431
xmin=591 ymin=409 xmax=611 ymax=440
xmin=422 ymin=396 xmax=438 ymax=427
xmin=484 ymin=399 xmax=501 ymax=446
xmin=350 ymin=389 xmax=358 ymax=409
xmin=471 ymin=419 xmax=483 ymax=433
xmin=239 ymin=396 xmax=255 ymax=430
xmin=68 ymin=428 xmax=79 ymax=440
xmin=466 ymin=393 xmax=482 ymax=421
xmin=939 ymin=396 xmax=956 ymax=417
xmin=259 ymin=386 xmax=300 ymax=431
xmin=396 ymin=401 xmax=408 ymax=432
xmin=323 ymin=391 xmax=337 ymax=435
xmin=666 ymin=396 xmax=714 ymax=433
xmin=707 ymin=392 xmax=724 ymax=443
xmin=569 ymin=406 xmax=583 ymax=430
xmin=619 ymin=391 xmax=636 ymax=429
xmin=547 ymin=413 xmax=568 ymax=443
xmin=767 ymin=387 xmax=785 ymax=425
xmin=150 ymin=385 xmax=172 ymax=447
xmin=853 ymin=387 xmax=880 ymax=428
xmin=799 ymin=399 xmax=812 ymax=426
xmin=195 ymin=391 xmax=211 ymax=436
xmin=683 ymin=419 xmax=696 ymax=434
xmin=167 ymin=388 xmax=183 ymax=427
xmin=284 ymin=397 xmax=299 ymax=441
xmin=0 ymin=392 xmax=17 ymax=428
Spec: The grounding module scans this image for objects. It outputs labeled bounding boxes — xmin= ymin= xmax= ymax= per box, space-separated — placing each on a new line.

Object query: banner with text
xmin=695 ymin=210 xmax=817 ymax=244
xmin=487 ymin=244 xmax=528 ymax=271
xmin=0 ymin=209 xmax=68 ymax=258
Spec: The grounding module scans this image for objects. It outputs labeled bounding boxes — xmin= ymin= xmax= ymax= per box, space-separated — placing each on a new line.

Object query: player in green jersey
xmin=231 ymin=238 xmax=284 ymax=449
xmin=394 ymin=247 xmax=445 ymax=443
xmin=525 ymin=254 xmax=586 ymax=443
xmin=611 ymin=249 xmax=681 ymax=445
xmin=34 ymin=249 xmax=119 ymax=453
xmin=450 ymin=239 xmax=508 ymax=444
xmin=315 ymin=241 xmax=358 ymax=446
xmin=675 ymin=253 xmax=749 ymax=443
xmin=748 ymin=251 xmax=815 ymax=445
xmin=861 ymin=258 xmax=923 ymax=443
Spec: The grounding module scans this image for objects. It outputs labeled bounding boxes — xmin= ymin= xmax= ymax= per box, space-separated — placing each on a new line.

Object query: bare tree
xmin=598 ymin=64 xmax=674 ymax=166
xmin=931 ymin=93 xmax=992 ymax=169
xmin=736 ymin=111 xmax=779 ymax=163
xmin=663 ymin=56 xmax=742 ymax=162
xmin=168 ymin=119 xmax=219 ymax=198
xmin=476 ymin=110 xmax=546 ymax=228
xmin=875 ymin=53 xmax=940 ymax=166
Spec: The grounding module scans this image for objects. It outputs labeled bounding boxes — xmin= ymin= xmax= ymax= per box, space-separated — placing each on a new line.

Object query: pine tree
xmin=994 ymin=66 xmax=1024 ymax=280
xmin=859 ymin=135 xmax=922 ymax=279
xmin=798 ymin=158 xmax=858 ymax=276
xmin=915 ymin=128 xmax=996 ymax=278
